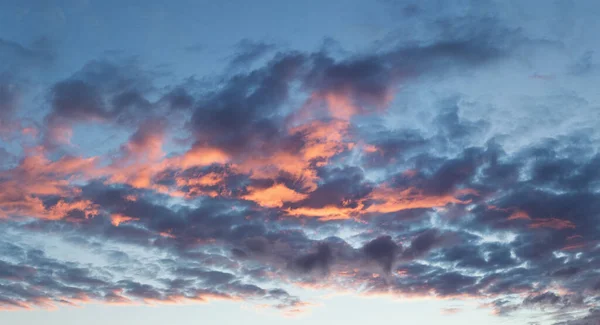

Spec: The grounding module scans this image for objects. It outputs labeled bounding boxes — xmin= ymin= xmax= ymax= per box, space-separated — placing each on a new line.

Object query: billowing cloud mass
xmin=1 ymin=1 xmax=600 ymax=324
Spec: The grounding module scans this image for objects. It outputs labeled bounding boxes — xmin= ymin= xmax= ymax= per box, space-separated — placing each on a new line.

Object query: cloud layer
xmin=1 ymin=2 xmax=600 ymax=324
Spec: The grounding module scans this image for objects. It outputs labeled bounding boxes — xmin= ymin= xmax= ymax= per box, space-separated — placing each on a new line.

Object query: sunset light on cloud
xmin=1 ymin=1 xmax=600 ymax=324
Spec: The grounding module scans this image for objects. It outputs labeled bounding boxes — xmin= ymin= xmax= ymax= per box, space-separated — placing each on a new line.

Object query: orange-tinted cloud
xmin=364 ymin=187 xmax=478 ymax=214
xmin=177 ymin=145 xmax=230 ymax=169
xmin=507 ymin=210 xmax=530 ymax=220
xmin=243 ymin=184 xmax=308 ymax=208
xmin=0 ymin=148 xmax=99 ymax=220
xmin=529 ymin=218 xmax=576 ymax=230
xmin=110 ymin=213 xmax=139 ymax=226
xmin=503 ymin=209 xmax=576 ymax=230
xmin=283 ymin=186 xmax=477 ymax=220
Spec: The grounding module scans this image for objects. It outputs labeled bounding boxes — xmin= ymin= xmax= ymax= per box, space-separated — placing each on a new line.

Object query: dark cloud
xmin=50 ymin=79 xmax=107 ymax=121
xmin=304 ymin=53 xmax=397 ymax=110
xmin=191 ymin=52 xmax=305 ymax=154
xmin=402 ymin=229 xmax=445 ymax=259
xmin=289 ymin=166 xmax=373 ymax=210
xmin=362 ymin=236 xmax=400 ymax=273
xmin=293 ymin=243 xmax=333 ymax=274
xmin=160 ymin=87 xmax=195 ymax=110
xmin=47 ymin=59 xmax=155 ymax=124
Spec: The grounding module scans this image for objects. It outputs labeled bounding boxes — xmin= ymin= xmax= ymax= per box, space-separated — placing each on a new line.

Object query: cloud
xmin=228 ymin=39 xmax=277 ymax=69
xmin=362 ymin=236 xmax=400 ymax=273
xmin=0 ymin=37 xmax=55 ymax=133
xmin=0 ymin=81 xmax=19 ymax=121
xmin=0 ymin=37 xmax=55 ymax=72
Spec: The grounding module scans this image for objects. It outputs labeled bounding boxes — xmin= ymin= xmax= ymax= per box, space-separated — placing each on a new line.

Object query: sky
xmin=1 ymin=0 xmax=600 ymax=324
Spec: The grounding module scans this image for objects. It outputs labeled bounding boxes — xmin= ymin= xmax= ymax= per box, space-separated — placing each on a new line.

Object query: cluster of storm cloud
xmin=1 ymin=17 xmax=599 ymax=324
